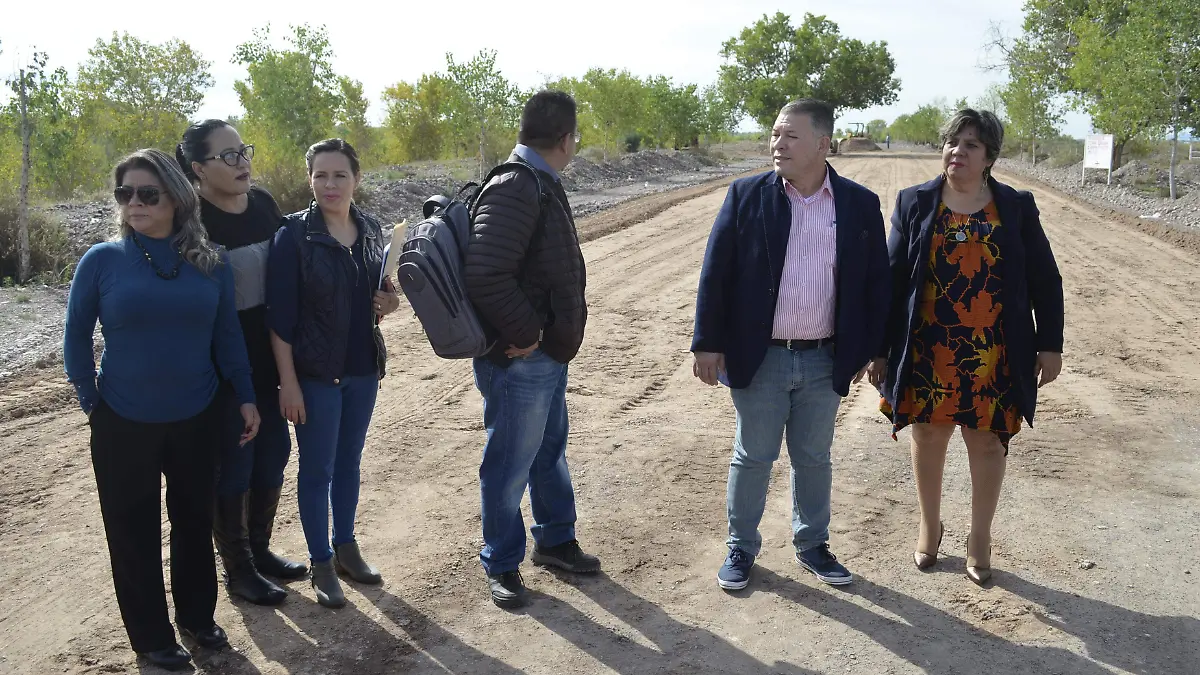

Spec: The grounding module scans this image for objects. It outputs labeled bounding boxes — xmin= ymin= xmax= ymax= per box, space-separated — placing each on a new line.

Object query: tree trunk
xmin=1031 ymin=137 xmax=1037 ymax=166
xmin=17 ymin=69 xmax=33 ymax=285
xmin=1113 ymin=140 xmax=1126 ymax=170
xmin=1169 ymin=122 xmax=1179 ymax=200
xmin=478 ymin=117 xmax=486 ymax=181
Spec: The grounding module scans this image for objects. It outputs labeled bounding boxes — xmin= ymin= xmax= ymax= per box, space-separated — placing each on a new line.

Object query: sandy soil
xmin=1 ymin=153 xmax=1197 ymax=675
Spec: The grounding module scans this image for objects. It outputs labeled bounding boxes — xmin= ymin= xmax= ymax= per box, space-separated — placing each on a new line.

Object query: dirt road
xmin=2 ymin=154 xmax=1197 ymax=674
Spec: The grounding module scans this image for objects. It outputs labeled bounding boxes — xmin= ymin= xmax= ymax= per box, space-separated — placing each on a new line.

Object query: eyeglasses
xmin=204 ymin=144 xmax=255 ymax=166
xmin=114 ymin=185 xmax=163 ymax=206
xmin=561 ymin=131 xmax=581 ymax=144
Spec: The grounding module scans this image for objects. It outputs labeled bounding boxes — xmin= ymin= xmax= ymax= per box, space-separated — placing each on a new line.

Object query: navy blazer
xmin=880 ymin=175 xmax=1064 ymax=426
xmin=690 ymin=165 xmax=890 ymax=396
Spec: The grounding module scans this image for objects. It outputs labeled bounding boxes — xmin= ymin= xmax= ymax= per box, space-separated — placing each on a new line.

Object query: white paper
xmin=379 ymin=220 xmax=407 ymax=289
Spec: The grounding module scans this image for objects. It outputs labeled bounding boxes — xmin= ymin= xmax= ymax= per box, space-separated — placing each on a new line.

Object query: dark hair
xmin=176 ymin=119 xmax=232 ymax=183
xmin=518 ymin=90 xmax=578 ymax=150
xmin=940 ymin=109 xmax=1004 ymax=180
xmin=305 ymin=138 xmax=361 ymax=176
xmin=779 ymin=99 xmax=835 ymax=139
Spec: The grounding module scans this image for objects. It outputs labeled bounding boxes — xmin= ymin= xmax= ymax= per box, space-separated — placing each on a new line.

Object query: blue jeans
xmin=473 ymin=350 xmax=577 ymax=575
xmin=294 ymin=375 xmax=378 ymax=563
xmin=216 ymin=388 xmax=291 ymax=496
xmin=727 ymin=345 xmax=842 ymax=556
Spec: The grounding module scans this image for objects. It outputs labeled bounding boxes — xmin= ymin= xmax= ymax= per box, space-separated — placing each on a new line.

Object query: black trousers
xmin=89 ymin=398 xmax=220 ymax=653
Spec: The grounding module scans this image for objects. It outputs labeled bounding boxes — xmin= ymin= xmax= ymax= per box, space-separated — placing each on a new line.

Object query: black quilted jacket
xmin=282 ymin=203 xmax=387 ymax=382
xmin=465 ymin=155 xmax=587 ymax=364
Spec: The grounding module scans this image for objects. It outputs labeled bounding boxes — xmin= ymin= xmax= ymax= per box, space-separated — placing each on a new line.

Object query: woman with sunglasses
xmin=63 ymin=149 xmax=260 ymax=671
xmin=266 ymin=138 xmax=400 ymax=608
xmin=176 ymin=120 xmax=307 ymax=607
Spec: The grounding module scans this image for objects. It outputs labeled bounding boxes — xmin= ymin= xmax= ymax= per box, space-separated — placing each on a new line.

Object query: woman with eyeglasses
xmin=63 ymin=149 xmax=260 ymax=671
xmin=266 ymin=138 xmax=400 ymax=608
xmin=176 ymin=120 xmax=307 ymax=608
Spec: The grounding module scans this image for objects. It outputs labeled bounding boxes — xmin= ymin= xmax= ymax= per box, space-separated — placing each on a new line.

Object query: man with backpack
xmin=464 ymin=90 xmax=597 ymax=609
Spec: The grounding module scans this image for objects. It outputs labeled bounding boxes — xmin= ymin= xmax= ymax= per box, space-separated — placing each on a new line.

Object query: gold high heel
xmin=966 ymin=532 xmax=992 ymax=585
xmin=913 ymin=521 xmax=944 ymax=570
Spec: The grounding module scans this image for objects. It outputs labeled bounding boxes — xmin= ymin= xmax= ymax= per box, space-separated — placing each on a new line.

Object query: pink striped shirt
xmin=771 ymin=171 xmax=837 ymax=340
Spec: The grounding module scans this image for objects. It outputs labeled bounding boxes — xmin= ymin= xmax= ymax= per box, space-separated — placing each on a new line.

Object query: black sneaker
xmin=531 ymin=540 xmax=601 ymax=573
xmin=487 ymin=570 xmax=526 ymax=609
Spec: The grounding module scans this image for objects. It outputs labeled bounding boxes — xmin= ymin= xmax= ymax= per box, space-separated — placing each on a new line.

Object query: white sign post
xmin=1083 ymin=134 xmax=1114 ymax=185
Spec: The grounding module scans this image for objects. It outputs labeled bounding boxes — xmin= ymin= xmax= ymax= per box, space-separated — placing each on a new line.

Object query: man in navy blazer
xmin=691 ymin=99 xmax=890 ymax=591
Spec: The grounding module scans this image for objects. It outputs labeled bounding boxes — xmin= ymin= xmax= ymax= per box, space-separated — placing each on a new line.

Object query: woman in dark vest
xmin=266 ymin=138 xmax=400 ymax=608
xmin=176 ymin=120 xmax=307 ymax=607
xmin=64 ymin=149 xmax=259 ymax=670
xmin=872 ymin=109 xmax=1065 ymax=585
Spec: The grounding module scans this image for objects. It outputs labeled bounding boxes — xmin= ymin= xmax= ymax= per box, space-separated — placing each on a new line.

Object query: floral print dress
xmin=881 ymin=200 xmax=1021 ymax=450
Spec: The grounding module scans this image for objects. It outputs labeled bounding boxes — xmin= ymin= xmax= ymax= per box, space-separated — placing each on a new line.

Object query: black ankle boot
xmin=248 ymin=486 xmax=308 ymax=580
xmin=214 ymin=492 xmax=287 ymax=605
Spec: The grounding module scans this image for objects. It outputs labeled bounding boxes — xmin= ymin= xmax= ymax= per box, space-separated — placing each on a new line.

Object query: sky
xmin=1 ymin=0 xmax=1094 ymax=138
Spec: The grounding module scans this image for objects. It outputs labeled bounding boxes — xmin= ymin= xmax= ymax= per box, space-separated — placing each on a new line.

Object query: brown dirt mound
xmin=838 ymin=137 xmax=882 ymax=152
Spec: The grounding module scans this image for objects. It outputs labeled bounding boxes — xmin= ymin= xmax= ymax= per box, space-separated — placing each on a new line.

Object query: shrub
xmin=0 ymin=187 xmax=74 ymax=283
xmin=580 ymin=146 xmax=606 ymax=162
xmin=252 ymin=161 xmax=313 ymax=215
xmin=623 ymin=133 xmax=643 ymax=153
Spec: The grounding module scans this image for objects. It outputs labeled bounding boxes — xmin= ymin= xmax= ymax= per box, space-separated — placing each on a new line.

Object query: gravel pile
xmin=995 ymin=157 xmax=1199 ymax=230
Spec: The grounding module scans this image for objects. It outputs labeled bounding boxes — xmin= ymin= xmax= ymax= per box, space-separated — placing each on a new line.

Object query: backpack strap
xmin=469 ymin=158 xmax=553 ymax=238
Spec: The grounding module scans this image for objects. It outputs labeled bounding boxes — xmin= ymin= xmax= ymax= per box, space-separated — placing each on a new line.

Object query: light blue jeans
xmin=727 ymin=345 xmax=842 ymax=556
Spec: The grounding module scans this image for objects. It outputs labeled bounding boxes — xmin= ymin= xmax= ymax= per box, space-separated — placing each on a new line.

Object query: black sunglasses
xmin=204 ymin=144 xmax=255 ymax=166
xmin=114 ymin=185 xmax=163 ymax=206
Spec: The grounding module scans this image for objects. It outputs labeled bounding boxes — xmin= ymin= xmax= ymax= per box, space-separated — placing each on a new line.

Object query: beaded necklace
xmin=130 ymin=232 xmax=183 ymax=280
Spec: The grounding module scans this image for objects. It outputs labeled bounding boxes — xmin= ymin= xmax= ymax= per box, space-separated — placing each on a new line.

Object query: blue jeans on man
xmin=294 ymin=374 xmax=378 ymax=563
xmin=719 ymin=345 xmax=852 ymax=589
xmin=473 ymin=350 xmax=577 ymax=575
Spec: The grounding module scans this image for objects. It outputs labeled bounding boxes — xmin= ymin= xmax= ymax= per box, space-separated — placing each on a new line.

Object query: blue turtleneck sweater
xmin=63 ymin=233 xmax=255 ymax=424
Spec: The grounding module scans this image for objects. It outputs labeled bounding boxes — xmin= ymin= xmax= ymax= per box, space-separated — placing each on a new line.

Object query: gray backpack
xmin=395 ymin=159 xmax=549 ymax=359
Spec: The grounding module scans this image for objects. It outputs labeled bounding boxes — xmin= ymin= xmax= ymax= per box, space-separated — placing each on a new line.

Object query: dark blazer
xmin=690 ymin=165 xmax=891 ymax=396
xmin=880 ymin=175 xmax=1064 ymax=426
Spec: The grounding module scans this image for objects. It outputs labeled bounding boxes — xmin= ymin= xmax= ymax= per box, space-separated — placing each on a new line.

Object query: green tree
xmin=865 ymin=119 xmax=888 ymax=141
xmin=445 ymin=49 xmax=521 ymax=177
xmin=643 ymin=77 xmax=702 ymax=149
xmin=233 ymin=24 xmax=348 ymax=208
xmin=381 ymin=74 xmax=456 ymax=163
xmin=233 ymin=24 xmax=340 ymax=156
xmin=699 ymin=85 xmax=737 ymax=143
xmin=718 ymin=12 xmax=900 ymax=129
xmin=1003 ymin=0 xmax=1145 ymax=166
xmin=1001 ymin=54 xmax=1063 ymax=164
xmin=887 ymin=104 xmax=947 ymax=146
xmin=974 ymin=83 xmax=1008 ymax=121
xmin=577 ymin=68 xmax=648 ymax=158
xmin=336 ymin=76 xmax=376 ymax=164
xmin=1 ymin=51 xmax=88 ymax=197
xmin=76 ymin=32 xmax=213 ymax=155
xmin=1073 ymin=0 xmax=1199 ymax=195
